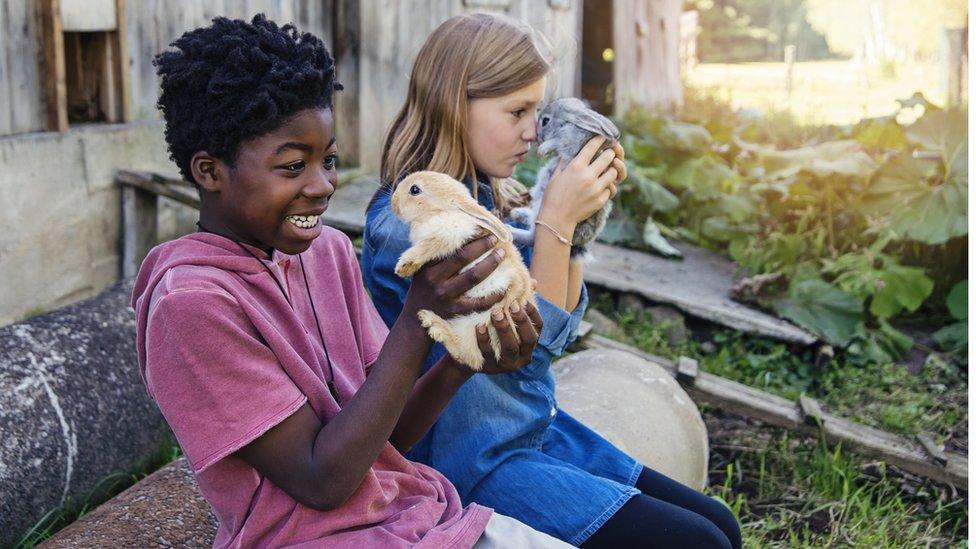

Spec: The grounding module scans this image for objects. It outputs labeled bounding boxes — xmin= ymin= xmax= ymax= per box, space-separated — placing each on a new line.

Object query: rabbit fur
xmin=391 ymin=171 xmax=536 ymax=371
xmin=509 ymin=97 xmax=620 ymax=261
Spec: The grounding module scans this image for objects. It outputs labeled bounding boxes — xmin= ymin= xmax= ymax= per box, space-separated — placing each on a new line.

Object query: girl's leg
xmin=633 ymin=467 xmax=742 ymax=549
xmin=580 ymin=493 xmax=732 ymax=549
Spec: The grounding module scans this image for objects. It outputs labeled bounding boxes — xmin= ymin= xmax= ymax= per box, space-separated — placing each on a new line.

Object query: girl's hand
xmin=403 ymin=235 xmax=505 ymax=321
xmin=538 ymin=137 xmax=619 ymax=230
xmin=473 ymin=300 xmax=544 ymax=374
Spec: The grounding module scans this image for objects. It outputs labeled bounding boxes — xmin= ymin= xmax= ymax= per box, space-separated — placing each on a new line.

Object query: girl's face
xmin=202 ymin=108 xmax=338 ymax=255
xmin=466 ymin=77 xmax=546 ymax=179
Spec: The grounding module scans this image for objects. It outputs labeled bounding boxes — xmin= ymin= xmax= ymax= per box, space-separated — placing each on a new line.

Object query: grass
xmin=684 ymin=60 xmax=945 ymax=126
xmin=15 ymin=442 xmax=182 ymax=548
xmin=706 ymin=412 xmax=967 ymax=547
xmin=588 ymin=293 xmax=968 ymax=547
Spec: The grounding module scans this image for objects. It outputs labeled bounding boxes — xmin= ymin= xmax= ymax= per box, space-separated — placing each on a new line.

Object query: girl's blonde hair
xmin=379 ymin=12 xmax=552 ymax=215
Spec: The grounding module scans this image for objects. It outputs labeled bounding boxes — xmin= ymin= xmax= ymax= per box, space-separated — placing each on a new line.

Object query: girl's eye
xmin=512 ymin=109 xmax=525 ymax=119
xmin=323 ymin=154 xmax=338 ymax=170
xmin=283 ymin=160 xmax=306 ymax=173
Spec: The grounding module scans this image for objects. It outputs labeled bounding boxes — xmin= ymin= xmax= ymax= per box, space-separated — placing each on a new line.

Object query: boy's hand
xmin=403 ymin=235 xmax=505 ymax=320
xmin=474 ymin=300 xmax=543 ymax=374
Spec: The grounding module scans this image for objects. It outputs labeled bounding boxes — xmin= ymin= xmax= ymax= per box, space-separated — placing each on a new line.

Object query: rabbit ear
xmin=455 ymin=201 xmax=512 ymax=243
xmin=573 ymin=108 xmax=620 ymax=141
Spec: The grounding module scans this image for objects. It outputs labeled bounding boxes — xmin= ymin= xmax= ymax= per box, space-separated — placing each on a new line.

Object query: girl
xmin=133 ymin=15 xmax=570 ymax=548
xmin=361 ymin=13 xmax=742 ymax=548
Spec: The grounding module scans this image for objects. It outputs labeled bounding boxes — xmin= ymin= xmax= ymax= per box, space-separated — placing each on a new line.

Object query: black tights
xmin=581 ymin=467 xmax=742 ymax=548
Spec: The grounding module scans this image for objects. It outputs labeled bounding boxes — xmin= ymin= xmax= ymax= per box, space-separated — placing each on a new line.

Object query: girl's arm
xmin=531 ymin=137 xmax=620 ymax=311
xmin=235 ymin=236 xmax=505 ymax=512
xmin=389 ymin=300 xmax=544 ymax=453
xmin=559 ymin=142 xmax=627 ymax=311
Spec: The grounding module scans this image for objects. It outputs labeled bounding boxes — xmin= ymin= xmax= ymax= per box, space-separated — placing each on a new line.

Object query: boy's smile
xmin=193 ymin=108 xmax=338 ymax=255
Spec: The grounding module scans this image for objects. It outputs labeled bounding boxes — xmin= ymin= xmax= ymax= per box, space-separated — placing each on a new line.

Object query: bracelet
xmin=535 ymin=220 xmax=571 ymax=246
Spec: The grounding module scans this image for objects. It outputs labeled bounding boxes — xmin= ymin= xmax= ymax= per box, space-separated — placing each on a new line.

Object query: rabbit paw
xmin=394 ymin=251 xmax=424 ymax=277
xmin=417 ymin=310 xmax=484 ymax=370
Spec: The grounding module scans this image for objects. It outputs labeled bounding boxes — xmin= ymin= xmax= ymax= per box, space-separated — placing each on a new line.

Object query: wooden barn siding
xmin=0 ymin=0 xmax=46 ymax=135
xmin=0 ymin=0 xmax=332 ymax=136
xmin=357 ymin=0 xmax=582 ymax=172
xmin=125 ymin=0 xmax=334 ymax=121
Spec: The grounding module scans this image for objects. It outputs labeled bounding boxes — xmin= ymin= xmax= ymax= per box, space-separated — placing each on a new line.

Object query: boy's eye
xmin=323 ymin=154 xmax=338 ymax=170
xmin=282 ymin=160 xmax=306 ymax=173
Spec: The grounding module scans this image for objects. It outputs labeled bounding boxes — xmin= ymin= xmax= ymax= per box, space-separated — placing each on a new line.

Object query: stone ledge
xmin=42 ymin=457 xmax=217 ymax=548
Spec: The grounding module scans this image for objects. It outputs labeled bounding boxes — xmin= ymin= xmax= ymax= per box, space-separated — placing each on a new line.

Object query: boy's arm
xmin=235 ymin=237 xmax=503 ymax=512
xmin=388 ymin=301 xmax=543 ymax=453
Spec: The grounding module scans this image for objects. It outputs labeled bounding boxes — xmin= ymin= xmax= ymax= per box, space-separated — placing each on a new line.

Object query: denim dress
xmin=360 ymin=177 xmax=641 ymax=545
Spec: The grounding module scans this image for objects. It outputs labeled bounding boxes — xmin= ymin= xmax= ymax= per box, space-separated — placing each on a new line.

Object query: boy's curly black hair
xmin=154 ymin=14 xmax=342 ymax=184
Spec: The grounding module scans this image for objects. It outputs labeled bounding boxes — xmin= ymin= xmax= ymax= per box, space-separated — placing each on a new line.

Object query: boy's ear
xmin=190 ymin=152 xmax=223 ymax=192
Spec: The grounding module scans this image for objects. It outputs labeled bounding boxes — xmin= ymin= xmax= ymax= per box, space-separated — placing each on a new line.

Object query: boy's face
xmin=204 ymin=108 xmax=337 ymax=255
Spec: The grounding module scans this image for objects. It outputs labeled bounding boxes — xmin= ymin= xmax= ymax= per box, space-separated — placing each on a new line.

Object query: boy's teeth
xmin=286 ymin=214 xmax=319 ymax=228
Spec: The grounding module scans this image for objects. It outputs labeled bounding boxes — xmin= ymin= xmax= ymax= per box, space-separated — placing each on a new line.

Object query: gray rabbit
xmin=509 ymin=97 xmax=620 ymax=261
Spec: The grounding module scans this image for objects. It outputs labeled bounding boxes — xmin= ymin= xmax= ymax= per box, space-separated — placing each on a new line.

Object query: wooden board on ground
xmin=585 ymin=241 xmax=818 ymax=345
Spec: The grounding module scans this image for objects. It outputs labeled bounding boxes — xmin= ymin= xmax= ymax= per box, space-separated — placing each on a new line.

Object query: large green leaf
xmin=665 ymin=156 xmax=736 ymax=194
xmin=659 ymin=119 xmax=713 ymax=152
xmin=631 ymin=167 xmax=680 ymax=213
xmin=934 ymin=321 xmax=967 ymax=354
xmin=756 ymin=140 xmax=877 ymax=181
xmin=771 ymin=278 xmax=865 ymax=346
xmin=599 ymin=216 xmax=641 ymax=246
xmin=870 ymin=263 xmax=934 ymax=319
xmin=860 ymin=150 xmax=967 ymax=244
xmin=853 ymin=116 xmax=908 ymax=151
xmin=642 ymin=218 xmax=683 ymax=258
xmin=905 ymin=107 xmax=968 ymax=165
xmin=946 ymin=280 xmax=967 ymax=320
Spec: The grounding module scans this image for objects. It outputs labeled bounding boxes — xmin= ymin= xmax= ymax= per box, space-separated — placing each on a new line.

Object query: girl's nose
xmin=524 ymin=119 xmax=538 ymax=143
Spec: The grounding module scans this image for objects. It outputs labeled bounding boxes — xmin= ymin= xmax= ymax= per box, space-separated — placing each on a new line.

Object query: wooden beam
xmin=39 ymin=0 xmax=68 ymax=131
xmin=111 ymin=0 xmax=131 ymax=122
xmin=116 ymin=171 xmax=201 ymax=209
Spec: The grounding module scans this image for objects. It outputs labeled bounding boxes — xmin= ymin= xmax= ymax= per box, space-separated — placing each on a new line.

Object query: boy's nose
xmin=305 ymin=169 xmax=336 ymax=199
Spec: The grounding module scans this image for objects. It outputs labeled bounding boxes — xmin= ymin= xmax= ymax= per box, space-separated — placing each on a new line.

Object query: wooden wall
xmin=612 ymin=0 xmax=682 ymax=113
xmin=0 ymin=0 xmax=46 ymax=135
xmin=0 ymin=0 xmax=583 ymax=172
xmin=0 ymin=0 xmax=333 ymax=136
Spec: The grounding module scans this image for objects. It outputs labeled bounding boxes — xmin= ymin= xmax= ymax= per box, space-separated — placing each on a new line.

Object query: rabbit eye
xmin=409 ymin=184 xmax=421 ymax=196
xmin=540 ymin=116 xmax=550 ymax=127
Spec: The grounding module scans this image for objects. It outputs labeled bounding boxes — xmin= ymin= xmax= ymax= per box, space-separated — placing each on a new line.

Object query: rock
xmin=0 ymin=280 xmax=171 ymax=547
xmin=646 ymin=305 xmax=690 ymax=346
xmin=41 ymin=457 xmax=217 ymax=548
xmin=584 ymin=309 xmax=625 ymax=339
xmin=618 ymin=293 xmax=645 ymax=315
xmin=553 ymin=349 xmax=710 ymax=490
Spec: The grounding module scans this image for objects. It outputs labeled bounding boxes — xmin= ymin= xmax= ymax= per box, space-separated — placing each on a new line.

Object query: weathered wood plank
xmin=0 ymin=0 xmax=12 ymax=134
xmin=39 ymin=0 xmax=68 ymax=131
xmin=8 ymin=0 xmax=46 ymax=132
xmin=579 ymin=333 xmax=967 ymax=489
xmin=585 ymin=241 xmax=818 ymax=345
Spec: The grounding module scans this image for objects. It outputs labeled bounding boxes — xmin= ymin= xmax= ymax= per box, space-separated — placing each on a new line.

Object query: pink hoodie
xmin=131 ymin=228 xmax=490 ymax=548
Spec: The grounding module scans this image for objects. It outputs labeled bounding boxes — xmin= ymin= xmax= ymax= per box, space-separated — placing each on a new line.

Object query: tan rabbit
xmin=391 ymin=171 xmax=536 ymax=371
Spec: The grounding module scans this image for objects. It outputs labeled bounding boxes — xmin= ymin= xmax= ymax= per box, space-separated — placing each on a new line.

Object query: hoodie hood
xmin=130 ymin=232 xmax=285 ymax=391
